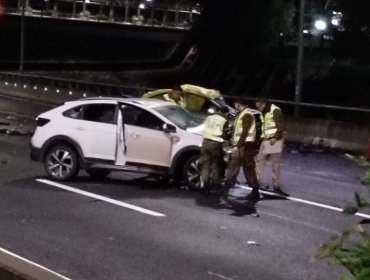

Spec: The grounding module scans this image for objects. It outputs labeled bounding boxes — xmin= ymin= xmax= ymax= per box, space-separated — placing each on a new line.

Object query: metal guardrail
xmin=0 ymin=72 xmax=153 ymax=97
xmin=227 ymin=96 xmax=370 ymax=114
xmin=0 ymin=71 xmax=369 ymax=118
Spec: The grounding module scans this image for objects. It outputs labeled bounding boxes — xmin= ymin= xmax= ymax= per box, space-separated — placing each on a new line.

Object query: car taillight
xmin=36 ymin=117 xmax=50 ymax=127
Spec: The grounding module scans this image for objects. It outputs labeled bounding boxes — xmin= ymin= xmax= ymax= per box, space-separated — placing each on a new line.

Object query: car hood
xmin=186 ymin=124 xmax=205 ymax=135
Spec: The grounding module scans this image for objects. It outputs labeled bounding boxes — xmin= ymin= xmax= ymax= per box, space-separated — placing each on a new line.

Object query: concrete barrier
xmin=0 ymin=247 xmax=71 ymax=280
xmin=0 ymin=83 xmax=369 ymax=153
xmin=286 ymin=117 xmax=370 ymax=152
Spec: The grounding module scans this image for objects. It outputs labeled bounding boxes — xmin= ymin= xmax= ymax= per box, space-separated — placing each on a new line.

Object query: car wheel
xmin=86 ymin=168 xmax=111 ymax=179
xmin=44 ymin=145 xmax=79 ymax=181
xmin=182 ymin=155 xmax=201 ymax=190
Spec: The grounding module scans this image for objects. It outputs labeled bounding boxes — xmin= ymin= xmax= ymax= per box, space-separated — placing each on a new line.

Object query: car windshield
xmin=154 ymin=105 xmax=201 ymax=130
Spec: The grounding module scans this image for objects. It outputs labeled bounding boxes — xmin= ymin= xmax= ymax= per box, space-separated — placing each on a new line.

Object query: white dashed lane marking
xmin=36 ymin=179 xmax=166 ymax=217
xmin=238 ymin=184 xmax=370 ymax=219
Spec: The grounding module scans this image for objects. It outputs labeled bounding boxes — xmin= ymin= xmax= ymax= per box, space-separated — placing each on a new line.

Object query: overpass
xmin=0 ymin=0 xmax=199 ymax=69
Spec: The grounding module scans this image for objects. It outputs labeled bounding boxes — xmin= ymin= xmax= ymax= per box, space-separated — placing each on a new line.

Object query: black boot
xmin=245 ymin=187 xmax=260 ymax=200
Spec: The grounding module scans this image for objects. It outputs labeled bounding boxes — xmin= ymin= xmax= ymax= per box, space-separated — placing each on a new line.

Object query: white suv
xmin=30 ymin=98 xmax=203 ymax=189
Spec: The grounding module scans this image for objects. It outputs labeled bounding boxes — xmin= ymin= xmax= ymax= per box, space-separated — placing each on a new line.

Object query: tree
xmin=197 ymin=0 xmax=295 ymax=61
xmin=188 ymin=0 xmax=295 ymax=92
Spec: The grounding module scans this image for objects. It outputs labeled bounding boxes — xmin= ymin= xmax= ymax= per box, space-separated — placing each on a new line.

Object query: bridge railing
xmin=3 ymin=0 xmax=200 ymax=30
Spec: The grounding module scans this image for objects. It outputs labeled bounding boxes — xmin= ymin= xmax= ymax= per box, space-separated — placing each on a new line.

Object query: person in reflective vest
xmin=163 ymin=85 xmax=186 ymax=108
xmin=255 ymin=97 xmax=288 ymax=196
xmin=200 ymin=107 xmax=229 ymax=194
xmin=221 ymin=99 xmax=260 ymax=200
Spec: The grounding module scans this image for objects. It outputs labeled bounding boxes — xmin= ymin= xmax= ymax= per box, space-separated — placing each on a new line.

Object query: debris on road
xmin=246 ymin=241 xmax=260 ymax=246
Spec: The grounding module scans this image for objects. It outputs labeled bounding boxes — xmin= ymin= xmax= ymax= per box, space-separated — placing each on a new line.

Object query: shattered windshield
xmin=154 ymin=105 xmax=201 ymax=130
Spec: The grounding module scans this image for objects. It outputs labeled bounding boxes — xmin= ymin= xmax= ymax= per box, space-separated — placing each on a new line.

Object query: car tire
xmin=86 ymin=168 xmax=111 ymax=179
xmin=182 ymin=154 xmax=201 ymax=190
xmin=44 ymin=145 xmax=79 ymax=181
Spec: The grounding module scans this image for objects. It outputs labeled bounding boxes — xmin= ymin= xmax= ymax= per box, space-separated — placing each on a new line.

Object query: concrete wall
xmin=286 ymin=117 xmax=369 ymax=152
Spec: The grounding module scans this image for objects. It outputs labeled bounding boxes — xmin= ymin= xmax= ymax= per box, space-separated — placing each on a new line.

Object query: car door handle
xmin=129 ymin=133 xmax=139 ymax=139
xmin=74 ymin=126 xmax=85 ymax=131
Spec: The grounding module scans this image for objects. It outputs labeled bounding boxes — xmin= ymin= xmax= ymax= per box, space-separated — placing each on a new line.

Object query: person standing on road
xmin=255 ymin=97 xmax=287 ymax=196
xmin=200 ymin=107 xmax=229 ymax=195
xmin=221 ymin=99 xmax=260 ymax=200
xmin=163 ymin=86 xmax=186 ymax=108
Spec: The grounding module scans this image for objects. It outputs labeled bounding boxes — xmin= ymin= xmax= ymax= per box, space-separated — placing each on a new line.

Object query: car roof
xmin=66 ymin=97 xmax=173 ymax=109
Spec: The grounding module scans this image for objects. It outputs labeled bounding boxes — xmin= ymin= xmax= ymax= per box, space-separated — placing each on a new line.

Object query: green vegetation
xmin=315 ymin=170 xmax=370 ymax=279
xmin=362 ymin=170 xmax=370 ymax=186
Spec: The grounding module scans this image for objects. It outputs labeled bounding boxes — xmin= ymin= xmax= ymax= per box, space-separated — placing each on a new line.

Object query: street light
xmin=331 ymin=18 xmax=339 ymax=26
xmin=294 ymin=0 xmax=305 ymax=117
xmin=314 ymin=19 xmax=327 ymax=31
xmin=19 ymin=0 xmax=25 ymax=72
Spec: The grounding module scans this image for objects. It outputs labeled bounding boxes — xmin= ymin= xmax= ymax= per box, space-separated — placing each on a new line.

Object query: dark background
xmin=0 ymin=0 xmax=369 ymax=113
xmin=188 ymin=0 xmax=370 ymax=108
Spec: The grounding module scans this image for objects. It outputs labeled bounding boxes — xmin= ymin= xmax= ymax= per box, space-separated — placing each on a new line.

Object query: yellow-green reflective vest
xmin=202 ymin=114 xmax=227 ymax=143
xmin=261 ymin=104 xmax=280 ymax=139
xmin=232 ymin=108 xmax=256 ymax=145
xmin=163 ymin=94 xmax=186 ymax=108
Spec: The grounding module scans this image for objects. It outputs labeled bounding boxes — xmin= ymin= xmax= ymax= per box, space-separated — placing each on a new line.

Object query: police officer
xmin=163 ymin=86 xmax=186 ymax=108
xmin=255 ymin=98 xmax=287 ymax=195
xmin=200 ymin=106 xmax=229 ymax=194
xmin=222 ymin=99 xmax=260 ymax=200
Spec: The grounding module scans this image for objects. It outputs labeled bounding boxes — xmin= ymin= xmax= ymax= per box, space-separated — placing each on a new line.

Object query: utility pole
xmin=19 ymin=0 xmax=25 ymax=72
xmin=294 ymin=0 xmax=305 ymax=117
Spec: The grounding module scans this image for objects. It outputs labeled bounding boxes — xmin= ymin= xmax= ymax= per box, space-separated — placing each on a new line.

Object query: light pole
xmin=294 ymin=0 xmax=305 ymax=117
xmin=19 ymin=0 xmax=25 ymax=72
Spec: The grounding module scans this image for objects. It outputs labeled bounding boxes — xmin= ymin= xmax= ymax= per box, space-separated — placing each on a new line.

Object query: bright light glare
xmin=315 ymin=20 xmax=327 ymax=31
xmin=303 ymin=29 xmax=309 ymax=34
xmin=139 ymin=4 xmax=145 ymax=9
xmin=331 ymin=19 xmax=339 ymax=26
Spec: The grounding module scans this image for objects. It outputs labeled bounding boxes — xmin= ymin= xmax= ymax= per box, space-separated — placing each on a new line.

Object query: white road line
xmin=36 ymin=179 xmax=166 ymax=217
xmin=0 ymin=246 xmax=71 ymax=280
xmin=208 ymin=271 xmax=235 ymax=280
xmin=237 ymin=184 xmax=370 ymax=220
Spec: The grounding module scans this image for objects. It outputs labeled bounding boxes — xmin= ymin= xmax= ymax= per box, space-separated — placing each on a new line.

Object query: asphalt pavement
xmin=0 ymin=96 xmax=368 ymax=280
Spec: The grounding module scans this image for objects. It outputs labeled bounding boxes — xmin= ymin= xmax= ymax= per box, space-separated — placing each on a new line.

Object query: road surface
xmin=0 ymin=95 xmax=368 ymax=280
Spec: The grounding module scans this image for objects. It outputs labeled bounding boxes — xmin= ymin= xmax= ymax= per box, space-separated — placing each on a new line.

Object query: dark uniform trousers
xmin=201 ymin=138 xmax=224 ymax=187
xmin=225 ymin=142 xmax=259 ymax=189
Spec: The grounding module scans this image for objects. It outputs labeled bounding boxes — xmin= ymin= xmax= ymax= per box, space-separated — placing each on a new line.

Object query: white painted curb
xmin=0 ymin=247 xmax=71 ymax=280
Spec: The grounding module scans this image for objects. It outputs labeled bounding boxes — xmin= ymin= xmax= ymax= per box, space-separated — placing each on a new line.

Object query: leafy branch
xmin=315 ymin=171 xmax=370 ymax=279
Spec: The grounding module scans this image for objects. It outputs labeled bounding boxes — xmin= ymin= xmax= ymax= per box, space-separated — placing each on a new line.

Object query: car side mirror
xmin=163 ymin=123 xmax=176 ymax=133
